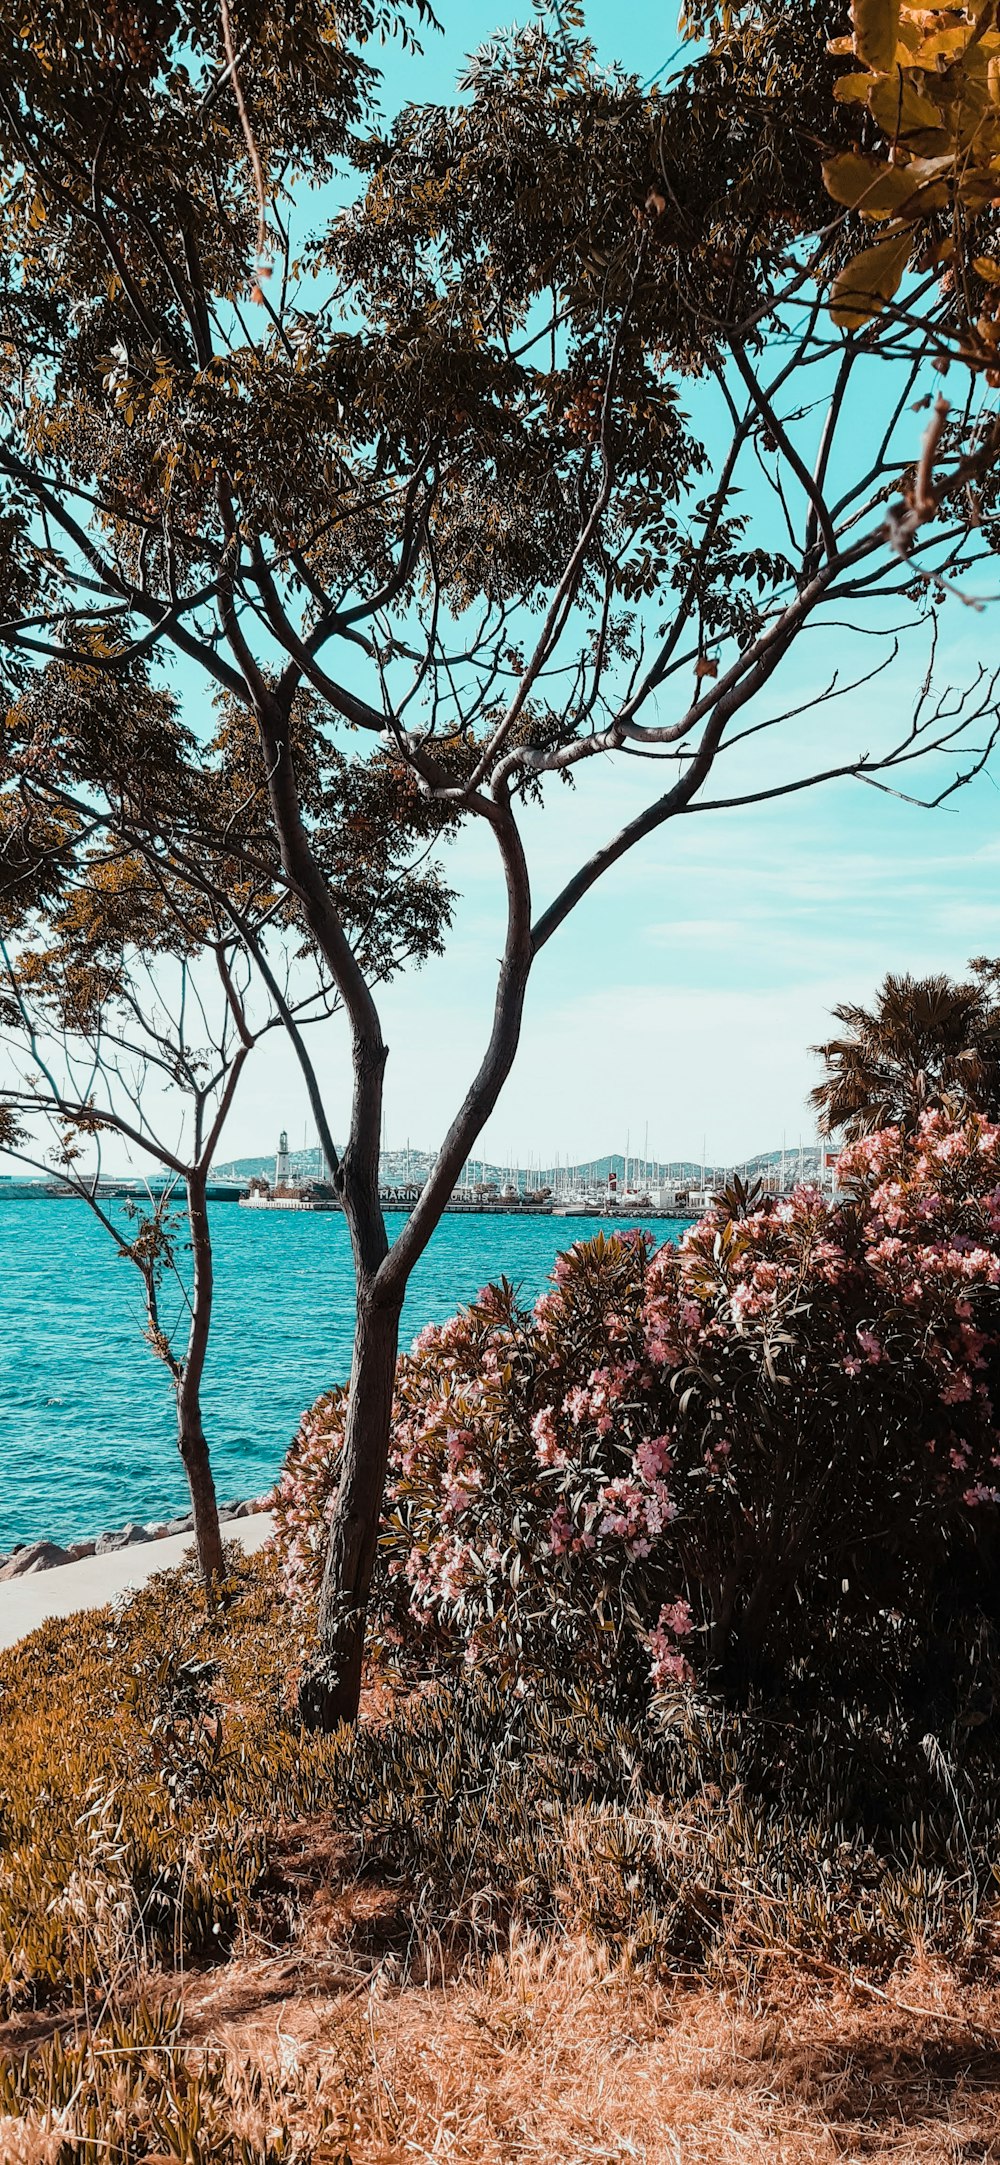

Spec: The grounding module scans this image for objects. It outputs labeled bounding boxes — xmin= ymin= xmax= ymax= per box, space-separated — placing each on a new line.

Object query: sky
xmin=227 ymin=0 xmax=1000 ymax=1171
xmin=9 ymin=1 xmax=1000 ymax=1176
xmin=244 ymin=703 xmax=1000 ymax=1169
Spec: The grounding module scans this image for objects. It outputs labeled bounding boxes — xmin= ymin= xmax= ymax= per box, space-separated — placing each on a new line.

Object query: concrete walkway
xmin=0 ymin=1512 xmax=275 ymax=1651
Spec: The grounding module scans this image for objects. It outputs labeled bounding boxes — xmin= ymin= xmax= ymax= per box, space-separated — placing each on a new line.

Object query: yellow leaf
xmin=833 ymin=73 xmax=874 ymax=104
xmin=851 ymin=0 xmax=900 ymax=71
xmin=865 ymin=75 xmax=945 ymax=139
xmin=28 ymin=193 xmax=46 ymax=228
xmin=974 ymin=255 xmax=1000 ymax=283
xmin=822 ymin=151 xmax=948 ymax=218
xmin=916 ymin=23 xmax=979 ymax=60
xmin=958 ymin=167 xmax=1000 ymax=209
xmin=829 ymin=230 xmax=911 ymax=328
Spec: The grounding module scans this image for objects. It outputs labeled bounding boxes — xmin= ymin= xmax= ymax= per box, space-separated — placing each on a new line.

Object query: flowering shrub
xmin=274 ymin=1113 xmax=1000 ymax=1708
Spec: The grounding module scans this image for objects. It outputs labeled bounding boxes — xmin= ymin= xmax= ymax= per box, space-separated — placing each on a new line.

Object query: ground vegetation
xmin=2 ymin=1536 xmax=1000 ymax=2159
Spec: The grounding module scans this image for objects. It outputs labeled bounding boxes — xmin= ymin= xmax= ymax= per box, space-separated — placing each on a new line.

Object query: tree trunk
xmin=178 ymin=1168 xmax=226 ymax=1591
xmin=299 ymin=1283 xmax=401 ymax=1730
xmin=178 ymin=1399 xmax=226 ymax=1590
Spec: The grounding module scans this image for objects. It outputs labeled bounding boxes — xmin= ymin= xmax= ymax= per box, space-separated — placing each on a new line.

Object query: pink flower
xmin=941 ymin=1375 xmax=973 ymax=1406
xmin=531 ymin=1405 xmax=565 ymax=1467
xmin=856 ymin=1326 xmax=884 ymax=1365
xmin=635 ymin=1434 xmax=672 ymax=1484
xmin=533 ymin=1291 xmax=563 ymax=1325
xmin=547 ymin=1501 xmax=574 ymax=1556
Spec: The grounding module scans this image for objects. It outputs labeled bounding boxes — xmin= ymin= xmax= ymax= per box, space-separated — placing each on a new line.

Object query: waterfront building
xmin=241 ymin=1126 xmax=339 ymax=1211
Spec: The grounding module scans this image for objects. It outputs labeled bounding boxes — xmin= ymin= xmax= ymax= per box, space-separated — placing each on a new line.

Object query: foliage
xmin=276 ymin=1115 xmax=1000 ymax=1706
xmin=0 ymin=1996 xmax=338 ymax=2164
xmin=3 ymin=1545 xmax=1000 ymax=2054
xmin=822 ymin=0 xmax=1000 ymax=352
xmin=0 ymin=0 xmax=991 ymax=1127
xmin=811 ymin=961 xmax=1000 ymax=1137
xmin=1 ymin=665 xmax=457 ymax=1008
xmin=4 ymin=0 xmax=1000 ymax=1720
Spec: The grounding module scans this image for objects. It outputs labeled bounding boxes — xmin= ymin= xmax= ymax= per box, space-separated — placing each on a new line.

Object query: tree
xmin=2 ymin=1 xmax=1000 ymax=1722
xmin=0 ymin=837 xmax=329 ymax=1588
xmin=0 ymin=670 xmax=454 ymax=1586
xmin=811 ymin=964 xmax=1000 ymax=1139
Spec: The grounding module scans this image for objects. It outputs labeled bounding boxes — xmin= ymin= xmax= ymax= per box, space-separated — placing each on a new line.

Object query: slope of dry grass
xmin=3 ymin=1551 xmax=1000 ymax=2160
xmin=7 ymin=1938 xmax=1000 ymax=2163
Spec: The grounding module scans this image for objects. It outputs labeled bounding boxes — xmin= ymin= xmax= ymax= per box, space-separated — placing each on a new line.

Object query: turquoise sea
xmin=2 ymin=1200 xmax=691 ymax=1550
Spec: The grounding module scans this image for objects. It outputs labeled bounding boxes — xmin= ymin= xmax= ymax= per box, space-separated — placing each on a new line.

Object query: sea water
xmin=1 ymin=1200 xmax=691 ymax=1549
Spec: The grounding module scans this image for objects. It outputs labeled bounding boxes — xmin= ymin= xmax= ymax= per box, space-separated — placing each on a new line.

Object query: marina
xmin=0 ymin=1127 xmax=838 ymax=1215
xmin=228 ymin=1127 xmax=836 ymax=1217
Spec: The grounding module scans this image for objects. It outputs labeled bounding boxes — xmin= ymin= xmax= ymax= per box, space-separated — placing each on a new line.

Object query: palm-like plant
xmin=811 ymin=966 xmax=1000 ymax=1140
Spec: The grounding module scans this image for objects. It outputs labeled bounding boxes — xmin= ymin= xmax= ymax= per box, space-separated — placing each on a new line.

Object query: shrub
xmin=274 ymin=1112 xmax=1000 ymax=1711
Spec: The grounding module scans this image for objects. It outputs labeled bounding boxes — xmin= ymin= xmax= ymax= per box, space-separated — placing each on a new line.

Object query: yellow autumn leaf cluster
xmin=823 ymin=1 xmax=1000 ymax=346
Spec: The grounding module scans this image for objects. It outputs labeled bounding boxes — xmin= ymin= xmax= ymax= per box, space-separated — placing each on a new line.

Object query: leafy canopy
xmin=823 ymin=0 xmax=1000 ymax=350
xmin=811 ymin=962 xmax=1000 ymax=1137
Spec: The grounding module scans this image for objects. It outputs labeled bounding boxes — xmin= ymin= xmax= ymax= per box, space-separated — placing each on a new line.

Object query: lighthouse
xmin=274 ymin=1129 xmax=291 ymax=1190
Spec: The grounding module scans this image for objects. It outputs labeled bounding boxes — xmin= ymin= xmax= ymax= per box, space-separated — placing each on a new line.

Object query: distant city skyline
xmin=213 ymin=1139 xmax=826 ymax=1187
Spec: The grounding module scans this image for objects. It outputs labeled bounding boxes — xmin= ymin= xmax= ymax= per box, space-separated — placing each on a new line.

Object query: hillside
xmin=212 ymin=1143 xmax=826 ymax=1186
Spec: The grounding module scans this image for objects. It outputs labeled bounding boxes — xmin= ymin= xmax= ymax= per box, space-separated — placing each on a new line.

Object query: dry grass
xmin=10 ymin=1938 xmax=999 ymax=2163
xmin=5 ymin=1558 xmax=1000 ymax=2159
xmin=44 ymin=1936 xmax=997 ymax=2165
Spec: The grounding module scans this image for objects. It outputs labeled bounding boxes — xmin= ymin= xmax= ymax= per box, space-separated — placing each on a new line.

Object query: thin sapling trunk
xmin=176 ymin=1167 xmax=226 ymax=1589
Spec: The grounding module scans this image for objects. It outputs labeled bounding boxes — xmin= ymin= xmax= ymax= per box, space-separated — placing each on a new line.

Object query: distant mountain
xmin=214 ymin=1145 xmax=340 ymax=1183
xmin=212 ymin=1142 xmax=826 ymax=1187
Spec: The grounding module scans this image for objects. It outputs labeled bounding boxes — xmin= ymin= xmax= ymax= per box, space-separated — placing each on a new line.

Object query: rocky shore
xmin=0 ymin=1494 xmax=275 ymax=1580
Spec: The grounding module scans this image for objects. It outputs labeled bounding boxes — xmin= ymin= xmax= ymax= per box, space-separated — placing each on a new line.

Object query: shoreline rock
xmin=0 ymin=1494 xmax=273 ymax=1579
xmin=0 ymin=1541 xmax=73 ymax=1580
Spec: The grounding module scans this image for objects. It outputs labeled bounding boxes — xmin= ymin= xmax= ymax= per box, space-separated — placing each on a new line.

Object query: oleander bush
xmin=275 ymin=1112 xmax=1000 ymax=1715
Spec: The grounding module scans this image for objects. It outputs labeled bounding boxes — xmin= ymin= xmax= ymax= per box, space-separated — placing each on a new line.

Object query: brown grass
xmin=240 ymin=1944 xmax=1000 ymax=2161
xmin=6 ymin=1936 xmax=979 ymax=2165
xmin=4 ymin=1851 xmax=1000 ymax=2162
xmin=4 ymin=1559 xmax=1000 ymax=2160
